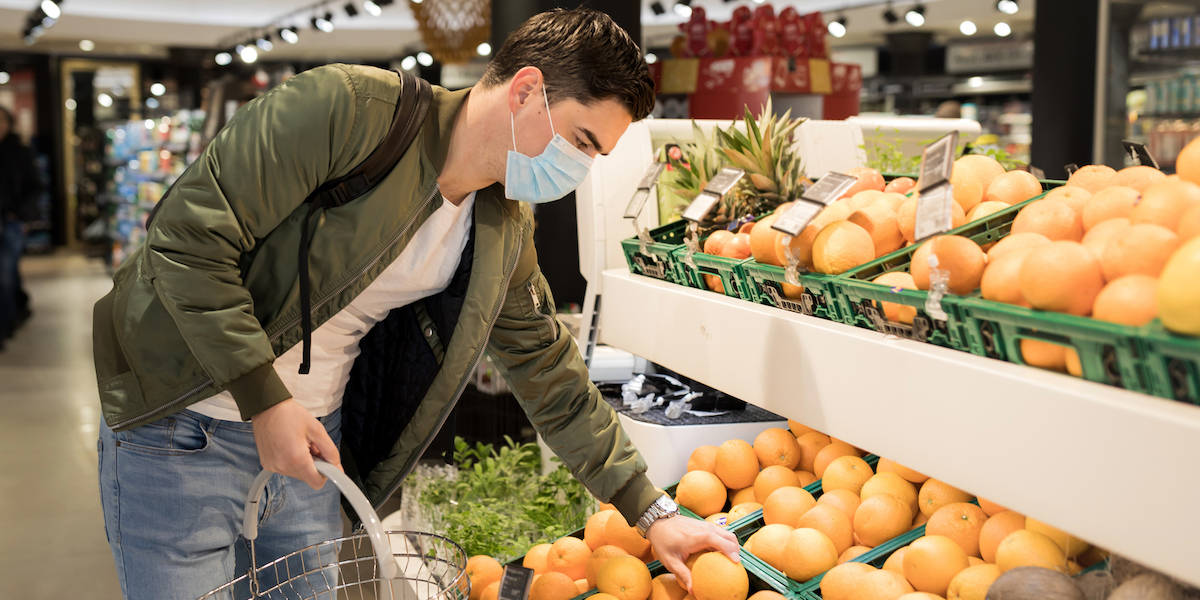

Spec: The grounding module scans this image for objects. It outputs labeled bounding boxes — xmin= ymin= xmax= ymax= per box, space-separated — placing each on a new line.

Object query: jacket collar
xmin=422 ymin=85 xmax=472 ymax=175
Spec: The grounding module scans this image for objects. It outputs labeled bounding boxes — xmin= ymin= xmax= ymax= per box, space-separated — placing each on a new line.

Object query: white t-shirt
xmin=190 ymin=192 xmax=476 ymax=421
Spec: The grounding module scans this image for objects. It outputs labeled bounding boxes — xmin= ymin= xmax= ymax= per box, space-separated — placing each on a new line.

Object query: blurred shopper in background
xmin=0 ymin=105 xmax=39 ymax=349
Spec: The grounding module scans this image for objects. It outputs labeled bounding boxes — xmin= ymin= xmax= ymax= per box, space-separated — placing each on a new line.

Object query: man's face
xmin=512 ymin=92 xmax=632 ymax=161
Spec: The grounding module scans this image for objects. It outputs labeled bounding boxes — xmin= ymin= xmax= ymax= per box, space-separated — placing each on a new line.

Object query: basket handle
xmin=242 ymin=459 xmax=399 ymax=580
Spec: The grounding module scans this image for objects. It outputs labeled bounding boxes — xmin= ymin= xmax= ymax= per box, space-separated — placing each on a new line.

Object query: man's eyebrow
xmin=580 ymin=127 xmax=608 ymax=155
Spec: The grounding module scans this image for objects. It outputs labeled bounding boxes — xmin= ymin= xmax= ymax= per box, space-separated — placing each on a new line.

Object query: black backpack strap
xmin=297 ymin=70 xmax=433 ymax=374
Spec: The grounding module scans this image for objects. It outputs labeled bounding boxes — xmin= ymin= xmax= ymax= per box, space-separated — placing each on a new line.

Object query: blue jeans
xmin=98 ymin=409 xmax=343 ymax=600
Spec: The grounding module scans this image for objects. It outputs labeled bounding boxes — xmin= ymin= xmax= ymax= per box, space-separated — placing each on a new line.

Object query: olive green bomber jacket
xmin=91 ymin=63 xmax=660 ymax=522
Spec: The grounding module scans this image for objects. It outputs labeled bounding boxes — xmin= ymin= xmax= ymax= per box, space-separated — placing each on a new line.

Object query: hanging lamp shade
xmin=411 ymin=0 xmax=491 ymax=65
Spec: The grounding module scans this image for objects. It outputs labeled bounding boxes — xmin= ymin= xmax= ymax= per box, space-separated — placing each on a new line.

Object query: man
xmin=0 ymin=105 xmax=38 ymax=347
xmin=94 ymin=9 xmax=737 ymax=599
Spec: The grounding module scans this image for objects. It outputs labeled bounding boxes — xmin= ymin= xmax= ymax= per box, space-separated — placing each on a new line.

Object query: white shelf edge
xmin=598 ymin=269 xmax=1200 ymax=586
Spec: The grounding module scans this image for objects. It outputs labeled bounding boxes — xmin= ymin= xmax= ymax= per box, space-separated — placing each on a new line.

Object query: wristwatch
xmin=636 ymin=494 xmax=680 ymax=536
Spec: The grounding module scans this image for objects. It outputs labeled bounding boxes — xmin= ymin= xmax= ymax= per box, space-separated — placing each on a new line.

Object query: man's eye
xmin=576 ymin=138 xmax=589 ymax=150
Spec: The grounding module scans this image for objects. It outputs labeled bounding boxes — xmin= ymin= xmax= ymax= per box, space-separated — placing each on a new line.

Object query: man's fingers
xmin=708 ymin=527 xmax=741 ymax=563
xmin=307 ymin=421 xmax=342 ymax=469
xmin=661 ymin=554 xmax=692 ymax=592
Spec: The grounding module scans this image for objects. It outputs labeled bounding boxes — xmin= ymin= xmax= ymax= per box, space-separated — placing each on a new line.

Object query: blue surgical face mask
xmin=505 ymin=84 xmax=594 ymax=203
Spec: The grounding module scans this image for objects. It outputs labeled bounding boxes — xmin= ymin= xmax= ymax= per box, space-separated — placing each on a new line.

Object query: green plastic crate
xmin=568 ymin=546 xmax=805 ymax=600
xmin=739 ymin=262 xmax=845 ymax=322
xmin=672 ymin=247 xmax=756 ymax=299
xmin=620 ymin=220 xmax=690 ymax=285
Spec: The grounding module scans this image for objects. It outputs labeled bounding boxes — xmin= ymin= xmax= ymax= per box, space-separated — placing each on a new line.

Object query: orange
xmin=753 ymin=428 xmax=802 ymax=469
xmin=914 ymin=511 xmax=931 ymax=527
xmin=730 ymin=487 xmax=756 ymax=506
xmin=1081 ymin=217 xmax=1132 ymax=258
xmin=819 ymin=561 xmax=876 ymax=600
xmin=585 ymin=510 xmax=619 ymax=550
xmin=953 ymin=154 xmax=1006 ymax=193
xmin=850 ymin=568 xmax=916 ymax=600
xmin=882 ymin=548 xmax=908 ymax=575
xmin=839 ymin=545 xmax=873 ymax=564
xmin=1132 ymin=178 xmax=1200 ymax=230
xmin=903 ymin=535 xmax=970 ymax=596
xmin=1176 ymin=136 xmax=1200 ymax=185
xmin=1066 ymin=164 xmax=1117 ymax=193
xmin=797 ymin=503 xmax=855 ymax=554
xmin=817 ymin=488 xmax=862 ymax=522
xmin=749 ymin=214 xmax=784 ymax=266
xmin=986 ymin=232 xmax=1051 ymax=262
xmin=945 ymin=563 xmax=1001 ymax=600
xmin=1018 ymin=241 xmax=1105 ymax=315
xmin=728 ymin=502 xmax=762 ymax=522
xmin=1065 ymin=348 xmax=1083 ymax=377
xmin=480 ymin=581 xmax=501 ymax=600
xmin=747 ymin=593 xmax=785 ymax=600
xmin=687 ymin=446 xmax=719 ymax=473
xmin=650 ymin=574 xmax=687 ymax=600
xmin=577 ymin=579 xmax=591 ymax=594
xmin=886 ymin=177 xmax=917 ymax=195
xmin=1113 ymin=165 xmax=1166 ymax=192
xmin=676 ymin=470 xmax=728 ymax=518
xmin=1093 ymin=275 xmax=1159 ymax=326
xmin=813 ymin=221 xmax=876 ymax=275
xmin=980 ymin=250 xmax=1032 ymax=307
xmin=706 ymin=513 xmax=729 ymax=527
xmin=985 ymin=170 xmax=1043 ymax=205
xmin=1158 ymin=237 xmax=1200 ymax=335
xmin=1025 ymin=517 xmax=1090 ymax=558
xmin=588 ymin=545 xmax=631 ymax=587
xmin=1011 ymin=198 xmax=1083 ymax=241
xmin=548 ymin=536 xmax=593 ymax=581
xmin=872 ymin=272 xmax=918 ymax=324
xmin=848 ymin=202 xmax=905 ymax=257
xmin=787 ymin=420 xmax=816 ymax=437
xmin=925 ymin=503 xmax=987 ymax=557
xmin=994 ymin=529 xmax=1068 ymax=573
xmin=690 ymin=552 xmax=748 ymax=600
xmin=876 ymin=458 xmax=929 ymax=484
xmin=593 ymin=592 xmax=621 ymax=600
xmin=745 ymin=523 xmax=793 ymax=568
xmin=762 ymin=486 xmax=816 ymax=527
xmin=596 ymin=555 xmax=653 ymax=600
xmin=704 ymin=230 xmax=735 ymax=256
xmin=795 ymin=431 xmax=832 ymax=473
xmin=843 ymin=167 xmax=888 ymax=197
xmin=860 ymin=472 xmax=919 ymax=515
xmin=780 ymin=527 xmax=839 ymax=581
xmin=821 ymin=455 xmax=874 ymax=495
xmin=1042 ymin=185 xmax=1092 ymax=215
xmin=532 ymin=572 xmax=583 ymax=600
xmin=979 ymin=511 xmax=1025 ymax=563
xmin=754 ymin=465 xmax=800 ymax=504
xmin=525 ymin=543 xmax=553 ymax=574
xmin=898 ymin=197 xmax=920 ymax=243
xmin=1100 ymin=223 xmax=1180 ymax=280
xmin=898 ymin=594 xmax=944 ymax=600
xmin=714 ymin=439 xmax=759 ymax=490
xmin=1020 ymin=339 xmax=1068 ymax=372
xmin=967 ymin=556 xmax=986 ymax=568
xmin=794 ymin=470 xmax=818 ymax=487
xmin=1081 ymin=186 xmax=1139 ymax=230
xmin=467 ymin=555 xmax=504 ymax=600
xmin=603 ymin=511 xmax=651 ymax=558
xmin=966 ymin=200 xmax=1010 ymax=222
xmin=918 ymin=479 xmax=973 ymax=517
xmin=813 ymin=442 xmax=862 ymax=479
xmin=952 ymin=177 xmax=985 ymax=213
xmin=910 ymin=235 xmax=987 ymax=295
xmin=854 ymin=493 xmax=915 ymax=546
xmin=1179 ymin=204 xmax=1200 ymax=240
xmin=976 ymin=497 xmax=1008 ymax=517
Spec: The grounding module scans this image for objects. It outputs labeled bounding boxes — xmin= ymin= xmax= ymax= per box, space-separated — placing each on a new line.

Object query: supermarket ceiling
xmin=0 ymin=0 xmax=1036 ymax=60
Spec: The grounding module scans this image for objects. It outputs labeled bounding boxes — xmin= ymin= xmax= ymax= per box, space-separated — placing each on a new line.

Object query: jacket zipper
xmin=377 ymin=228 xmax=527 ymax=507
xmin=111 ymin=186 xmax=441 ymax=429
xmin=528 ymin=280 xmax=558 ymax=337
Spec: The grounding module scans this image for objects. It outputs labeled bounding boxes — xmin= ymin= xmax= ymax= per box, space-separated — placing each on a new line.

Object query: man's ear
xmin=507 ymin=66 xmax=545 ymax=113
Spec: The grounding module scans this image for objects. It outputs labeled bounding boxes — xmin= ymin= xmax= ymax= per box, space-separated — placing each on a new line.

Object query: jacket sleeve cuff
xmin=226 ymin=363 xmax=291 ymax=421
xmin=610 ymin=473 xmax=664 ymax=527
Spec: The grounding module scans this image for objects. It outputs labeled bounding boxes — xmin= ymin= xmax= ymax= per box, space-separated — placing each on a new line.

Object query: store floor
xmin=0 ymin=252 xmax=122 ymax=599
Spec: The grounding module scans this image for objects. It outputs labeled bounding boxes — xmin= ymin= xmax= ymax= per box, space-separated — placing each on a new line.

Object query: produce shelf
xmin=598 ymin=268 xmax=1200 ymax=587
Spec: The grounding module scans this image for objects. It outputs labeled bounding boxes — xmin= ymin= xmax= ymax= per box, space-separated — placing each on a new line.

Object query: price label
xmin=1028 ymin=165 xmax=1046 ymax=180
xmin=918 ymin=131 xmax=959 ymax=193
xmin=497 ymin=565 xmax=535 ymax=600
xmin=800 ymin=171 xmax=858 ymax=205
xmin=624 ymin=162 xmax=667 ymax=219
xmin=772 ymin=201 xmax=823 ymax=237
xmin=913 ymin=184 xmax=955 ymax=241
xmin=1121 ymin=140 xmax=1160 ymax=169
xmin=1064 ymin=163 xmax=1080 ymax=176
xmin=682 ymin=168 xmax=745 ymax=223
xmin=682 ymin=192 xmax=721 ymax=223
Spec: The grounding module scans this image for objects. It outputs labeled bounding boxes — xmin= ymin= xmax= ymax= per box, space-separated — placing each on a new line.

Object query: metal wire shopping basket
xmin=199 ymin=460 xmax=470 ymax=600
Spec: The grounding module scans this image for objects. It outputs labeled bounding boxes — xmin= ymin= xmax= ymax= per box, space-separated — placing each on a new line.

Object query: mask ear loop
xmin=541 ymin=82 xmax=556 ymax=137
xmin=510 ymin=112 xmax=517 ymax=152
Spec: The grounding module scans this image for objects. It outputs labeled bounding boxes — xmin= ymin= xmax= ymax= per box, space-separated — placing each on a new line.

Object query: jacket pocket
xmin=114 ymin=413 xmax=210 ymax=457
xmin=525 ymin=273 xmax=559 ymax=347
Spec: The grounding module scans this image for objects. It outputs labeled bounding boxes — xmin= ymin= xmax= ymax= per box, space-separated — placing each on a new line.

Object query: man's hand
xmin=645 ymin=515 xmax=740 ymax=591
xmin=252 ymin=399 xmax=341 ymax=489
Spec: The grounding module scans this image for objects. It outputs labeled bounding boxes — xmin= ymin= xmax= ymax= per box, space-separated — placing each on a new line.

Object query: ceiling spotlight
xmin=883 ymin=4 xmax=899 ymax=24
xmin=238 ymin=44 xmax=259 ymax=64
xmin=257 ymin=35 xmax=274 ymax=51
xmin=417 ymin=51 xmax=433 ymax=66
xmin=476 ymin=42 xmax=492 ymax=56
xmin=97 ymin=92 xmax=114 ymax=108
xmin=150 ymin=82 xmax=166 ymax=97
xmin=64 ymin=98 xmax=77 ymax=111
xmin=411 ymin=0 xmax=423 ymax=4
xmin=646 ymin=52 xmax=658 ymax=64
xmin=828 ymin=16 xmax=847 ymax=38
xmin=39 ymin=0 xmax=60 ymax=20
xmin=146 ymin=97 xmax=160 ymax=109
xmin=674 ymin=0 xmax=692 ymax=18
xmin=79 ymin=39 xmax=95 ymax=52
xmin=905 ymin=4 xmax=925 ymax=27
xmin=0 ymin=71 xmax=9 ymax=86
xmin=994 ymin=21 xmax=1012 ymax=36
xmin=996 ymin=0 xmax=1019 ymax=15
xmin=650 ymin=1 xmax=666 ymax=15
xmin=363 ymin=0 xmax=383 ymax=16
xmin=400 ymin=55 xmax=417 ymax=70
xmin=960 ymin=20 xmax=977 ymax=35
xmin=314 ymin=13 xmax=335 ymax=32
xmin=279 ymin=27 xmax=299 ymax=44
xmin=968 ymin=76 xmax=984 ymax=88
xmin=344 ymin=2 xmax=358 ymax=17
xmin=215 ymin=51 xmax=233 ymax=66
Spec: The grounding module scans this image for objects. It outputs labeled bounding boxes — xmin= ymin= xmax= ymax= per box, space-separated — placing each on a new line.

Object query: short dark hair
xmin=481 ymin=8 xmax=655 ymax=121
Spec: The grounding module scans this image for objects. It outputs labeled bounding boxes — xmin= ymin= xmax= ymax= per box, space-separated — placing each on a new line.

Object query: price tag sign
xmin=1064 ymin=163 xmax=1080 ymax=176
xmin=918 ymin=131 xmax=959 ymax=193
xmin=913 ymin=184 xmax=955 ymax=241
xmin=772 ymin=201 xmax=823 ymax=237
xmin=772 ymin=171 xmax=857 ymax=237
xmin=1121 ymin=140 xmax=1160 ymax=169
xmin=498 ymin=565 xmax=535 ymax=600
xmin=801 ymin=171 xmax=858 ymax=205
xmin=682 ymin=193 xmax=720 ymax=223
xmin=682 ymin=168 xmax=745 ymax=223
xmin=624 ymin=162 xmax=667 ymax=219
